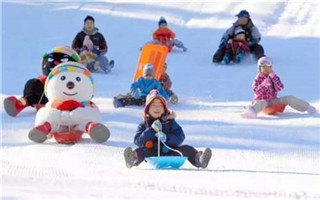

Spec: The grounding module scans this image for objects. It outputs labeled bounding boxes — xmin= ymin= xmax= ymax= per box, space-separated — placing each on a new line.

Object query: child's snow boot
xmin=307 ymin=105 xmax=317 ymax=115
xmin=223 ymin=55 xmax=231 ymax=64
xmin=170 ymin=94 xmax=179 ymax=104
xmin=241 ymin=107 xmax=257 ymax=118
xmin=124 ymin=147 xmax=138 ymax=168
xmin=236 ymin=52 xmax=244 ymax=63
xmin=195 ymin=148 xmax=212 ymax=168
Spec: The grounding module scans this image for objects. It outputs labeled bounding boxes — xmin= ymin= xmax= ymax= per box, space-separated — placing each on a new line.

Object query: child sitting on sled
xmin=159 ymin=63 xmax=178 ymax=104
xmin=113 ymin=63 xmax=169 ymax=108
xmin=241 ymin=57 xmax=317 ymax=118
xmin=222 ymin=26 xmax=250 ymax=64
xmin=79 ymin=35 xmax=100 ymax=71
xmin=123 ymin=90 xmax=212 ymax=168
xmin=145 ymin=17 xmax=187 ymax=52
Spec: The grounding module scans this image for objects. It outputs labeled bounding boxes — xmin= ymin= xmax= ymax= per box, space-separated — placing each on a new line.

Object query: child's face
xmin=159 ymin=23 xmax=167 ymax=29
xmin=235 ymin=33 xmax=245 ymax=40
xmin=145 ymin=75 xmax=154 ymax=80
xmin=148 ymin=99 xmax=165 ymax=119
xmin=260 ymin=65 xmax=272 ymax=75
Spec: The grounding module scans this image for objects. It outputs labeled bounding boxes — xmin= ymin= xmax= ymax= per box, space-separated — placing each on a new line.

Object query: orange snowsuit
xmin=153 ymin=27 xmax=176 ymax=45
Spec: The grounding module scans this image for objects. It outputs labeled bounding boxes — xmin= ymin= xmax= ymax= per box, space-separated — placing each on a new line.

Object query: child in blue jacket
xmin=124 ymin=90 xmax=212 ymax=168
xmin=113 ymin=63 xmax=168 ymax=108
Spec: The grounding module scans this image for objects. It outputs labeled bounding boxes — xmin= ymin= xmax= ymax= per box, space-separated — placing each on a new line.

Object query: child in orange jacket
xmin=148 ymin=17 xmax=187 ymax=52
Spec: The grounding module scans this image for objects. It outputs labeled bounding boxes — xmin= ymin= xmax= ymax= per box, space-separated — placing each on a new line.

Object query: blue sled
xmin=146 ymin=156 xmax=187 ymax=169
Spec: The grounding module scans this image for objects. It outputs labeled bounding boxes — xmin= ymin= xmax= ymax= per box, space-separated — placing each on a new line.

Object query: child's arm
xmin=164 ymin=121 xmax=185 ymax=148
xmin=157 ymin=82 xmax=169 ymax=100
xmin=161 ymin=74 xmax=172 ymax=89
xmin=153 ymin=29 xmax=160 ymax=41
xmin=134 ymin=123 xmax=157 ymax=147
xmin=130 ymin=82 xmax=138 ymax=93
xmin=269 ymin=72 xmax=284 ymax=91
xmin=253 ymin=75 xmax=273 ymax=95
xmin=168 ymin=28 xmax=176 ymax=39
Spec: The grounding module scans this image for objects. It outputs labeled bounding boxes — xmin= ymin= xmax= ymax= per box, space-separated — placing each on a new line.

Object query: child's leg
xmin=272 ymin=96 xmax=310 ymax=112
xmin=147 ymin=40 xmax=161 ymax=45
xmin=166 ymin=145 xmax=199 ymax=167
xmin=98 ymin=54 xmax=114 ymax=72
xmin=222 ymin=49 xmax=233 ymax=64
xmin=249 ymin=100 xmax=269 ymax=113
xmin=168 ymin=39 xmax=187 ymax=51
xmin=134 ymin=147 xmax=158 ymax=166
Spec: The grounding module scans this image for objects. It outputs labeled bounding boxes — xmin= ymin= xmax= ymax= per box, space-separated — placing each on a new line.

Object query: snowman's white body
xmin=35 ymin=63 xmax=100 ymax=133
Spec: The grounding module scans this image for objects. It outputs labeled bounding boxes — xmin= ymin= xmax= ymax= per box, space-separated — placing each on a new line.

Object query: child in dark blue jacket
xmin=124 ymin=90 xmax=212 ymax=168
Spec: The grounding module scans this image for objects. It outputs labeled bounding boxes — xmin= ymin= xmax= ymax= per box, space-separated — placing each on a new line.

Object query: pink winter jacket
xmin=253 ymin=72 xmax=284 ymax=102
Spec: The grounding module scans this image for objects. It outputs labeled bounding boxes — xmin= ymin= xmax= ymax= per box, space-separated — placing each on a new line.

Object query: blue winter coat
xmin=134 ymin=118 xmax=185 ymax=149
xmin=130 ymin=77 xmax=169 ymax=100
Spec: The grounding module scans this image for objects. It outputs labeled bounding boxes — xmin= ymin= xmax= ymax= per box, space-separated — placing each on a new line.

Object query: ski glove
xmin=268 ymin=71 xmax=277 ymax=79
xmin=151 ymin=120 xmax=162 ymax=132
xmin=132 ymin=89 xmax=142 ymax=99
xmin=155 ymin=131 xmax=167 ymax=142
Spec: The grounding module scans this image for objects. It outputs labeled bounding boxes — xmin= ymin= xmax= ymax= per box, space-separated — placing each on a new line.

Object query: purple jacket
xmin=253 ymin=72 xmax=284 ymax=102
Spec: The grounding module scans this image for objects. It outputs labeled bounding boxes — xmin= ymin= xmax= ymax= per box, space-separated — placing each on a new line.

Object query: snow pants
xmin=249 ymin=95 xmax=310 ymax=113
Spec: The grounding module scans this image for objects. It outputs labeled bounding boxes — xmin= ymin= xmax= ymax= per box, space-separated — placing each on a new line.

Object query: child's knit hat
xmin=143 ymin=63 xmax=154 ymax=77
xmin=158 ymin=16 xmax=167 ymax=26
xmin=144 ymin=90 xmax=169 ymax=116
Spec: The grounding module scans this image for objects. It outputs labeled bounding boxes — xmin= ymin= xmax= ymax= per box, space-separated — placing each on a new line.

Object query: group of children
xmin=3 ymin=12 xmax=318 ymax=169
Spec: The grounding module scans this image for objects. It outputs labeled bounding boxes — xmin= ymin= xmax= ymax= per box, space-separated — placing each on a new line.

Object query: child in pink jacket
xmin=241 ymin=57 xmax=317 ymax=118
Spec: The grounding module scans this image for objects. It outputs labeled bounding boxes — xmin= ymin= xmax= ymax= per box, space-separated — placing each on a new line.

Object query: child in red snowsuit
xmin=146 ymin=17 xmax=187 ymax=52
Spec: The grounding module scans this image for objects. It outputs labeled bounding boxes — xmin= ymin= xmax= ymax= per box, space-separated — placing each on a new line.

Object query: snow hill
xmin=1 ymin=1 xmax=320 ymax=200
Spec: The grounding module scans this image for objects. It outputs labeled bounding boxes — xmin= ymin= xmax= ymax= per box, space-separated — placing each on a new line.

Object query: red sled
xmin=53 ymin=130 xmax=83 ymax=144
xmin=262 ymin=104 xmax=287 ymax=115
xmin=134 ymin=44 xmax=168 ymax=82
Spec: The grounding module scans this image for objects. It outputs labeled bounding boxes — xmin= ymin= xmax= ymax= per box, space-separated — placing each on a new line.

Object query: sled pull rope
xmin=157 ymin=131 xmax=183 ymax=157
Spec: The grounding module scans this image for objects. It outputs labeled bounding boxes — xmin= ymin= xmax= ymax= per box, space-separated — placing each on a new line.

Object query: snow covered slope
xmin=1 ymin=1 xmax=320 ymax=200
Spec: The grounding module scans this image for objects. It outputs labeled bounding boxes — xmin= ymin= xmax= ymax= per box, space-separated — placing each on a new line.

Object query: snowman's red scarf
xmin=51 ymin=100 xmax=95 ymax=111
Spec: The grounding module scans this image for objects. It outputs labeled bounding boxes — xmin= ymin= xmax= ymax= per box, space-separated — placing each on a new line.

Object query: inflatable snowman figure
xmin=28 ymin=61 xmax=110 ymax=144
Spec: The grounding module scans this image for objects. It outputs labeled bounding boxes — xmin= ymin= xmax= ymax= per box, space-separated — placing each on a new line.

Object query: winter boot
xmin=28 ymin=122 xmax=51 ymax=143
xmin=241 ymin=107 xmax=257 ymax=119
xmin=195 ymin=148 xmax=212 ymax=168
xmin=86 ymin=122 xmax=110 ymax=143
xmin=236 ymin=52 xmax=244 ymax=63
xmin=113 ymin=96 xmax=123 ymax=108
xmin=4 ymin=96 xmax=28 ymax=117
xmin=212 ymin=47 xmax=226 ymax=63
xmin=307 ymin=105 xmax=317 ymax=115
xmin=124 ymin=147 xmax=138 ymax=168
xmin=170 ymin=94 xmax=179 ymax=104
xmin=222 ymin=55 xmax=231 ymax=64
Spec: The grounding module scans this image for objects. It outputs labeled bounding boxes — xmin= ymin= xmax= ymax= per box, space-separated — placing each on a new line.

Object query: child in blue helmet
xmin=113 ymin=64 xmax=168 ymax=108
xmin=123 ymin=90 xmax=212 ymax=168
